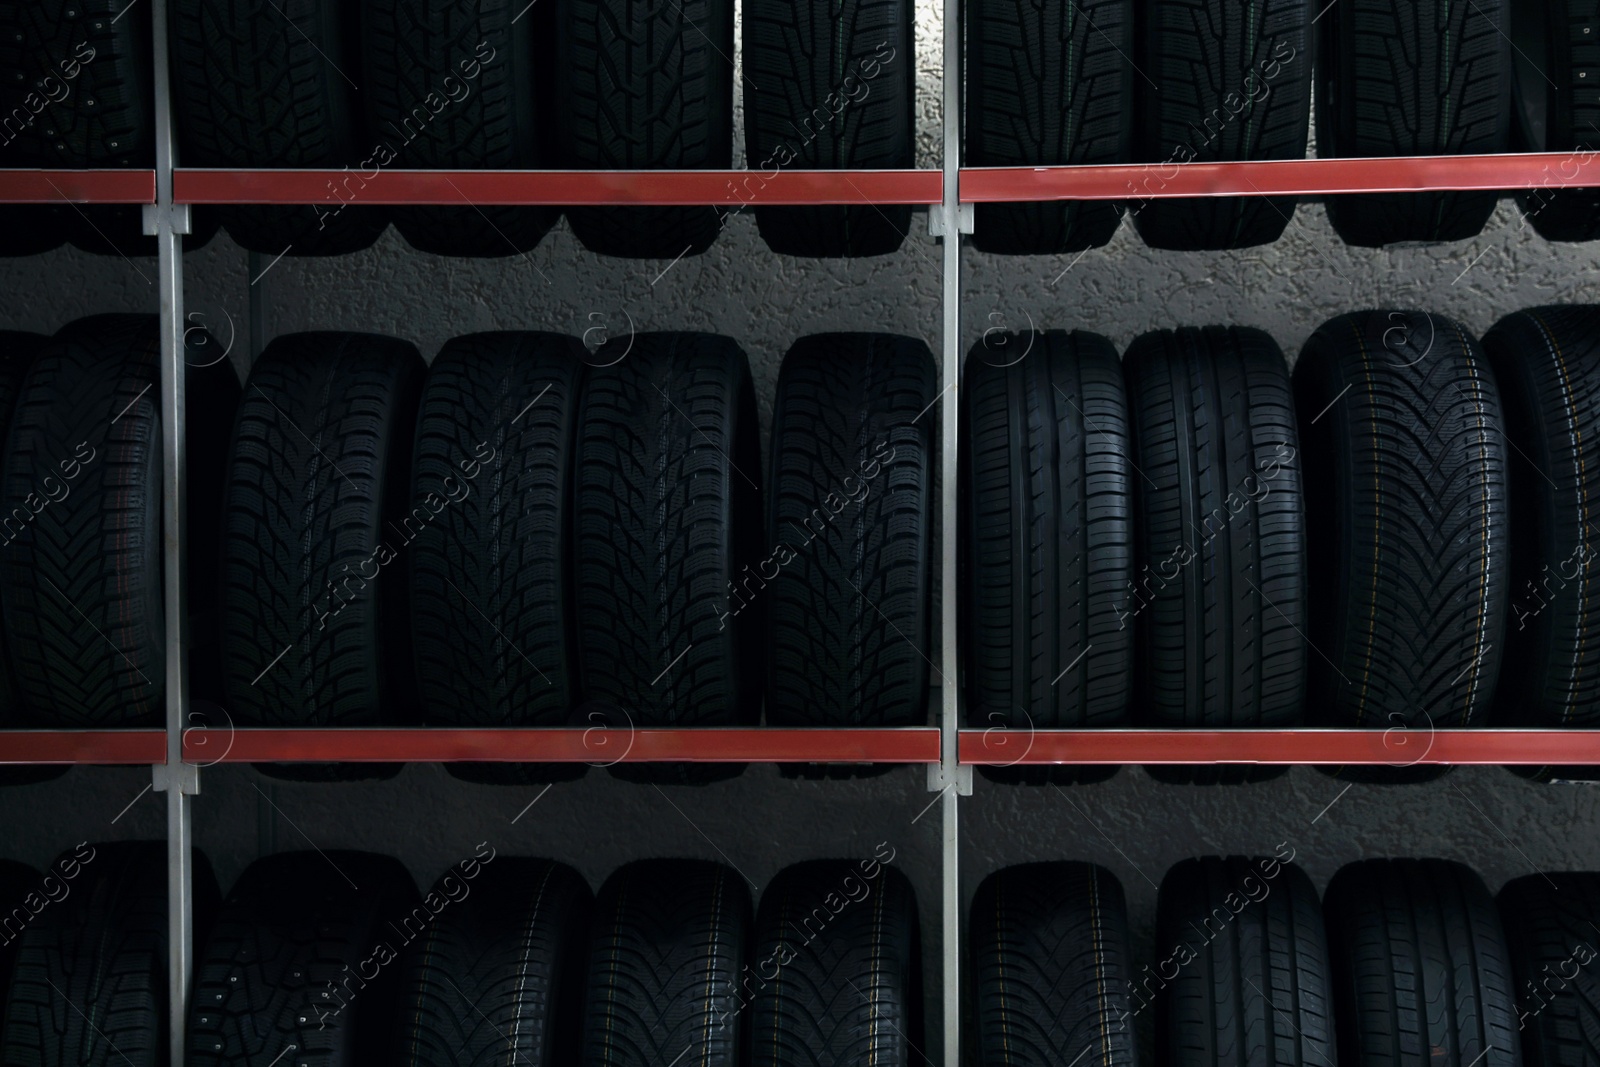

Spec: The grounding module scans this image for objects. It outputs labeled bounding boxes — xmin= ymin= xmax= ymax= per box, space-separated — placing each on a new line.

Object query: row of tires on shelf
xmin=2 ymin=0 xmax=1593 ymax=260
xmin=0 ymin=843 xmax=1590 ymax=1067
xmin=974 ymin=304 xmax=1600 ymax=788
xmin=6 ymin=305 xmax=1600 ymax=786
xmin=0 ymin=844 xmax=918 ymax=1066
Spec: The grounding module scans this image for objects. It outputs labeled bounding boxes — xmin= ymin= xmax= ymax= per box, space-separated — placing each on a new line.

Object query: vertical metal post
xmin=146 ymin=1 xmax=197 ymax=1064
xmin=933 ymin=0 xmax=970 ymax=1059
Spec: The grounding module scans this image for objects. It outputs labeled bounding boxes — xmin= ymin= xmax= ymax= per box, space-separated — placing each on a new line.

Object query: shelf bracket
xmin=141 ymin=202 xmax=191 ymax=236
xmin=926 ymin=760 xmax=972 ymax=795
xmin=927 ymin=202 xmax=972 ymax=237
xmin=152 ymin=761 xmax=200 ymax=796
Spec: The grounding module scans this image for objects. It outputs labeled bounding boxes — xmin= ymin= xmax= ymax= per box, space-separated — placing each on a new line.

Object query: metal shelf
xmin=172 ymin=168 xmax=944 ymax=206
xmin=959 ymin=728 xmax=1600 ymax=766
xmin=4 ymin=153 xmax=1592 ymax=210
xmin=181 ymin=726 xmax=942 ymax=764
xmin=0 ymin=169 xmax=156 ymax=204
xmin=961 ymin=151 xmax=1600 ymax=202
xmin=0 ymin=730 xmax=166 ymax=764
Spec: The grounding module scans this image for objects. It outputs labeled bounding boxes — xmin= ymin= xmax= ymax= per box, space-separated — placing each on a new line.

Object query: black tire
xmin=182 ymin=320 xmax=244 ymax=707
xmin=573 ymin=333 xmax=762 ymax=784
xmin=220 ymin=333 xmax=424 ymax=780
xmin=1123 ymin=326 xmax=1305 ymax=784
xmin=171 ymin=0 xmax=389 ymax=256
xmin=960 ymin=330 xmax=1133 ymax=786
xmin=1323 ymin=859 xmax=1520 ymax=1067
xmin=4 ymin=841 xmax=220 ymax=1067
xmin=968 ymin=862 xmax=1138 ymax=1067
xmin=1293 ymin=311 xmax=1508 ymax=783
xmin=1498 ymin=872 xmax=1600 ymax=1067
xmin=1482 ymin=307 xmax=1600 ymax=781
xmin=408 ymin=332 xmax=586 ymax=785
xmin=556 ymin=0 xmax=733 ymax=258
xmin=0 ymin=330 xmax=46 ymax=728
xmin=1132 ymin=0 xmax=1312 ymax=250
xmin=1317 ymin=0 xmax=1511 ymax=246
xmin=189 ymin=850 xmax=420 ymax=1067
xmin=0 ymin=209 xmax=66 ymax=257
xmin=63 ymin=205 xmax=219 ymax=258
xmin=363 ymin=0 xmax=559 ymax=258
xmin=742 ymin=0 xmax=913 ymax=257
xmin=1154 ymin=855 xmax=1335 ymax=1067
xmin=1512 ymin=1 xmax=1600 ymax=241
xmin=964 ymin=0 xmax=1132 ymax=255
xmin=0 ymin=859 xmax=38 ymax=993
xmin=0 ymin=315 xmax=230 ymax=728
xmin=748 ymin=860 xmax=922 ymax=1067
xmin=580 ymin=859 xmax=749 ymax=1067
xmin=0 ymin=0 xmax=152 ymax=167
xmin=766 ymin=334 xmax=934 ymax=740
xmin=394 ymin=857 xmax=591 ymax=1066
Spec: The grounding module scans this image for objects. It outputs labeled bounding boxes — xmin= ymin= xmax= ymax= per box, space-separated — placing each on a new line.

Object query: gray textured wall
xmin=4 ymin=0 xmax=1600 ymax=1057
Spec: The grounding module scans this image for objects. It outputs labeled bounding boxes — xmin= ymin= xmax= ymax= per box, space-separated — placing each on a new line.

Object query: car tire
xmin=580 ymin=860 xmax=749 ymax=1067
xmin=969 ymin=862 xmax=1138 ymax=1067
xmin=964 ymin=0 xmax=1132 ymax=254
xmin=1318 ymin=0 xmax=1511 ymax=246
xmin=1323 ymin=859 xmax=1519 ymax=1067
xmin=189 ymin=850 xmax=420 ymax=1067
xmin=961 ymin=329 xmax=1133 ymax=785
xmin=1132 ymin=0 xmax=1312 ymax=250
xmin=574 ymin=332 xmax=762 ymax=784
xmin=1511 ymin=1 xmax=1600 ymax=241
xmin=557 ymin=0 xmax=733 ymax=258
xmin=1483 ymin=306 xmax=1600 ymax=781
xmin=172 ymin=0 xmax=389 ymax=256
xmin=220 ymin=332 xmax=425 ymax=780
xmin=409 ymin=332 xmax=587 ymax=785
xmin=394 ymin=857 xmax=591 ymax=1066
xmin=1124 ymin=325 xmax=1306 ymax=784
xmin=4 ymin=841 xmax=219 ymax=1067
xmin=742 ymin=0 xmax=914 ymax=256
xmin=1498 ymin=871 xmax=1600 ymax=1067
xmin=1294 ymin=311 xmax=1508 ymax=782
xmin=363 ymin=0 xmax=559 ymax=258
xmin=749 ymin=859 xmax=922 ymax=1067
xmin=766 ymin=334 xmax=935 ymax=741
xmin=1155 ymin=855 xmax=1335 ymax=1067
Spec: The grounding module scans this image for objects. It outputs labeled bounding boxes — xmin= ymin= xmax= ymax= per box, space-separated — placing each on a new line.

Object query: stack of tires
xmin=972 ymin=853 xmax=1600 ymax=1067
xmin=964 ymin=304 xmax=1600 ymax=783
xmin=0 ymin=842 xmax=924 ymax=1067
xmin=966 ymin=0 xmax=1600 ymax=250
xmin=215 ymin=327 xmax=935 ymax=782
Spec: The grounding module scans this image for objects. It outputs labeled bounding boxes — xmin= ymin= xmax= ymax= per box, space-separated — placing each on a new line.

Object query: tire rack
xmin=1 ymin=0 xmax=1600 ymax=1060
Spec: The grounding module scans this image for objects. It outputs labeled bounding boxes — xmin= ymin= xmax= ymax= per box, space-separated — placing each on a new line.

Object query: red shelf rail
xmin=181 ymin=727 xmax=943 ymax=764
xmin=7 ymin=726 xmax=1599 ymax=767
xmin=0 ymin=730 xmax=166 ymax=765
xmin=173 ymin=168 xmax=944 ymax=206
xmin=7 ymin=154 xmax=1591 ymax=209
xmin=960 ymin=729 xmax=1600 ymax=766
xmin=960 ymin=151 xmax=1600 ymax=202
xmin=0 ymin=170 xmax=156 ymax=204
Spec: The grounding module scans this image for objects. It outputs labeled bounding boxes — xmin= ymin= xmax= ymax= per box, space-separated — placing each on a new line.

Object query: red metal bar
xmin=961 ymin=151 xmax=1600 ymax=203
xmin=959 ymin=729 xmax=1600 ymax=766
xmin=0 ymin=169 xmax=157 ymax=204
xmin=173 ymin=169 xmax=945 ymax=206
xmin=0 ymin=730 xmax=166 ymax=764
xmin=182 ymin=727 xmax=943 ymax=764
